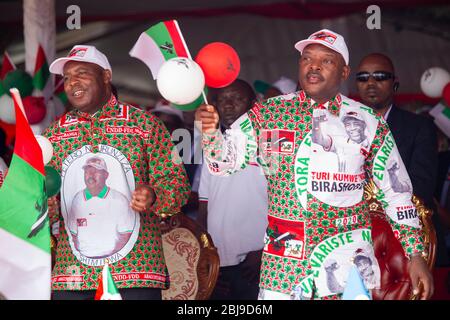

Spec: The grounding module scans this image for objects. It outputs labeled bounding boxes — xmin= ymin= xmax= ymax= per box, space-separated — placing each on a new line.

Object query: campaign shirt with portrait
xmin=43 ymin=95 xmax=190 ymax=291
xmin=201 ymin=91 xmax=424 ymax=298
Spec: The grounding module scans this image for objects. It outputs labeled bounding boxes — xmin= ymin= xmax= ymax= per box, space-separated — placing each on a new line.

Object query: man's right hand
xmin=195 ymin=104 xmax=220 ymax=134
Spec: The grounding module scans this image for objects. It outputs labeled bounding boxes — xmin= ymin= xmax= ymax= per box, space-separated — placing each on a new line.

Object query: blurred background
xmin=0 ymin=0 xmax=449 ymax=107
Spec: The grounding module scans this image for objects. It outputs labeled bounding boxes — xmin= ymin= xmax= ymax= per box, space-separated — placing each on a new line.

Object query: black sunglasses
xmin=356 ymin=71 xmax=394 ymax=82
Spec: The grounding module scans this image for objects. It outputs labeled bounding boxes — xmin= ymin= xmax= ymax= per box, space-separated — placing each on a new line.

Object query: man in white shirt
xmin=312 ymin=110 xmax=370 ymax=172
xmin=68 ymin=156 xmax=135 ymax=259
xmin=198 ymin=79 xmax=268 ymax=300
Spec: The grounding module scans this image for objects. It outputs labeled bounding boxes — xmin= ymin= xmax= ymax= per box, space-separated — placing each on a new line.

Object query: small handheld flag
xmin=95 ymin=262 xmax=122 ymax=300
xmin=0 ymin=88 xmax=50 ymax=300
xmin=32 ymin=45 xmax=50 ymax=92
xmin=129 ymin=20 xmax=191 ymax=80
xmin=130 ymin=20 xmax=208 ymax=105
xmin=0 ymin=51 xmax=16 ymax=80
xmin=342 ymin=265 xmax=371 ymax=300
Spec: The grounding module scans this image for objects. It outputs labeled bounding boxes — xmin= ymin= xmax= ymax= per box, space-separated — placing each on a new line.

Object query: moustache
xmin=306 ymin=71 xmax=324 ymax=81
xmin=87 ymin=177 xmax=96 ymax=184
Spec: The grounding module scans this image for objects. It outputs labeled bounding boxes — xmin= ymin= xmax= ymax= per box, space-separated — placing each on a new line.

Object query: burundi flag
xmin=0 ymin=88 xmax=51 ymax=300
xmin=95 ymin=263 xmax=122 ymax=300
xmin=0 ymin=51 xmax=16 ymax=80
xmin=32 ymin=45 xmax=50 ymax=91
xmin=53 ymin=75 xmax=68 ymax=106
xmin=430 ymin=102 xmax=450 ymax=139
xmin=342 ymin=265 xmax=371 ymax=300
xmin=129 ymin=20 xmax=191 ymax=79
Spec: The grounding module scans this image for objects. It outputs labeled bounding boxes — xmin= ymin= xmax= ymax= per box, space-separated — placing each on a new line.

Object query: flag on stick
xmin=342 ymin=265 xmax=371 ymax=300
xmin=0 ymin=88 xmax=51 ymax=300
xmin=32 ymin=45 xmax=50 ymax=91
xmin=95 ymin=262 xmax=122 ymax=300
xmin=0 ymin=51 xmax=16 ymax=80
xmin=53 ymin=75 xmax=68 ymax=105
xmin=129 ymin=20 xmax=191 ymax=79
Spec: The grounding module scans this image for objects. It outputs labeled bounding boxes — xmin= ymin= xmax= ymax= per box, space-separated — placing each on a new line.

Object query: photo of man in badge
xmin=341 ymin=111 xmax=369 ymax=148
xmin=68 ymin=156 xmax=136 ymax=259
xmin=387 ymin=161 xmax=413 ymax=193
xmin=354 ymin=253 xmax=377 ymax=288
xmin=312 ymin=110 xmax=369 ymax=172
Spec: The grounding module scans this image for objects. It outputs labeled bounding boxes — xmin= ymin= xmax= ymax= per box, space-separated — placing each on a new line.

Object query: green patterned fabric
xmin=43 ymin=95 xmax=190 ymax=291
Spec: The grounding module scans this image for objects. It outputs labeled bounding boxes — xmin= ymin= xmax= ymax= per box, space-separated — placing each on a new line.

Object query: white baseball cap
xmin=82 ymin=156 xmax=108 ymax=172
xmin=49 ymin=45 xmax=112 ymax=77
xmin=342 ymin=111 xmax=365 ymax=123
xmin=294 ymin=29 xmax=349 ymax=65
xmin=273 ymin=76 xmax=297 ymax=94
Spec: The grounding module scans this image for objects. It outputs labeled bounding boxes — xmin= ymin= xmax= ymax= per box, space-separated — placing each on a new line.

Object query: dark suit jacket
xmin=386 ymin=106 xmax=438 ymax=208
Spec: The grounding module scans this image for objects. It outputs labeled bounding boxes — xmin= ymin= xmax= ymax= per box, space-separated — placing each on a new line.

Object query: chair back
xmin=364 ymin=180 xmax=436 ymax=300
xmin=160 ymin=214 xmax=219 ymax=300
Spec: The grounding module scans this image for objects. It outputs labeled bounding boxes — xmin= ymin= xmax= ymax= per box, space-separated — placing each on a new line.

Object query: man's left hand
xmin=131 ymin=185 xmax=155 ymax=213
xmin=409 ymin=254 xmax=434 ymax=300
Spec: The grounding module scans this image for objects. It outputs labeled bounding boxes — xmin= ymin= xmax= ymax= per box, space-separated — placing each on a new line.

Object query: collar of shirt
xmin=84 ymin=185 xmax=109 ymax=200
xmin=302 ymin=90 xmax=342 ymax=116
xmin=73 ymin=95 xmax=119 ymax=121
xmin=383 ymin=104 xmax=393 ymax=120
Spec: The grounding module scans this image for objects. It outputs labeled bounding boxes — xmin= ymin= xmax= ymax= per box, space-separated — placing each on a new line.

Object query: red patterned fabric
xmin=44 ymin=95 xmax=190 ymax=291
xmin=202 ymin=91 xmax=425 ymax=299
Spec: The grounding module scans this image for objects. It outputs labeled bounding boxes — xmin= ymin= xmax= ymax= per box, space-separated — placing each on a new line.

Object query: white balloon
xmin=156 ymin=57 xmax=205 ymax=105
xmin=34 ymin=135 xmax=53 ymax=165
xmin=0 ymin=94 xmax=16 ymax=124
xmin=31 ymin=122 xmax=48 ymax=135
xmin=420 ymin=67 xmax=450 ymax=98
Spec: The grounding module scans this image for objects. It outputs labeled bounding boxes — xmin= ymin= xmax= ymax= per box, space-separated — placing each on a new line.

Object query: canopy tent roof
xmin=1 ymin=0 xmax=450 ymax=106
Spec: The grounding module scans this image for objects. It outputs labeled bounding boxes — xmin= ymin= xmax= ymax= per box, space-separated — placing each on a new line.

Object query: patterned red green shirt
xmin=43 ymin=95 xmax=190 ymax=291
xmin=202 ymin=91 xmax=425 ymax=299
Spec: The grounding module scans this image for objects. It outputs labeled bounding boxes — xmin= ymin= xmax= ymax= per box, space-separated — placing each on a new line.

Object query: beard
xmin=370 ymin=102 xmax=385 ymax=110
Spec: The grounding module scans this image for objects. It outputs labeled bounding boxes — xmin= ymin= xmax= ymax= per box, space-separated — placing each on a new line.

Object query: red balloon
xmin=195 ymin=42 xmax=240 ymax=88
xmin=443 ymin=82 xmax=450 ymax=106
xmin=23 ymin=96 xmax=46 ymax=124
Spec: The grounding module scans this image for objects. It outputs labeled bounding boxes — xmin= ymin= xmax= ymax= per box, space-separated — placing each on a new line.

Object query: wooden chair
xmin=160 ymin=213 xmax=220 ymax=300
xmin=364 ymin=180 xmax=437 ymax=300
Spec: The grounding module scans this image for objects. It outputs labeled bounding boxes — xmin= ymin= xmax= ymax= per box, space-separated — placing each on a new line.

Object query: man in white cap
xmin=44 ymin=45 xmax=190 ymax=300
xmin=196 ymin=29 xmax=433 ymax=300
xmin=68 ymin=156 xmax=134 ymax=259
xmin=312 ymin=110 xmax=370 ymax=172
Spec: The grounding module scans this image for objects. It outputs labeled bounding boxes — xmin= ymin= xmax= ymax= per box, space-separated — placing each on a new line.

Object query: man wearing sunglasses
xmin=356 ymin=54 xmax=438 ymax=207
xmin=356 ymin=53 xmax=445 ymax=265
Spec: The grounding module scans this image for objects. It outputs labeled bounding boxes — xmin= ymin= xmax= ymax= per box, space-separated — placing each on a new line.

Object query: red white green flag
xmin=0 ymin=88 xmax=51 ymax=300
xmin=53 ymin=75 xmax=68 ymax=105
xmin=95 ymin=263 xmax=122 ymax=300
xmin=32 ymin=45 xmax=50 ymax=91
xmin=430 ymin=102 xmax=450 ymax=139
xmin=0 ymin=51 xmax=16 ymax=80
xmin=129 ymin=20 xmax=191 ymax=79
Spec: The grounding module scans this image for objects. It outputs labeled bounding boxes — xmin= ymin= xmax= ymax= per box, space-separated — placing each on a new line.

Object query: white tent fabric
xmin=2 ymin=1 xmax=450 ymax=106
xmin=81 ymin=13 xmax=450 ymax=105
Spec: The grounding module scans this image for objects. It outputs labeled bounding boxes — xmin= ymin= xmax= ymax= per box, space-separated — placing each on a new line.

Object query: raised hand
xmin=195 ymin=104 xmax=220 ymax=134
